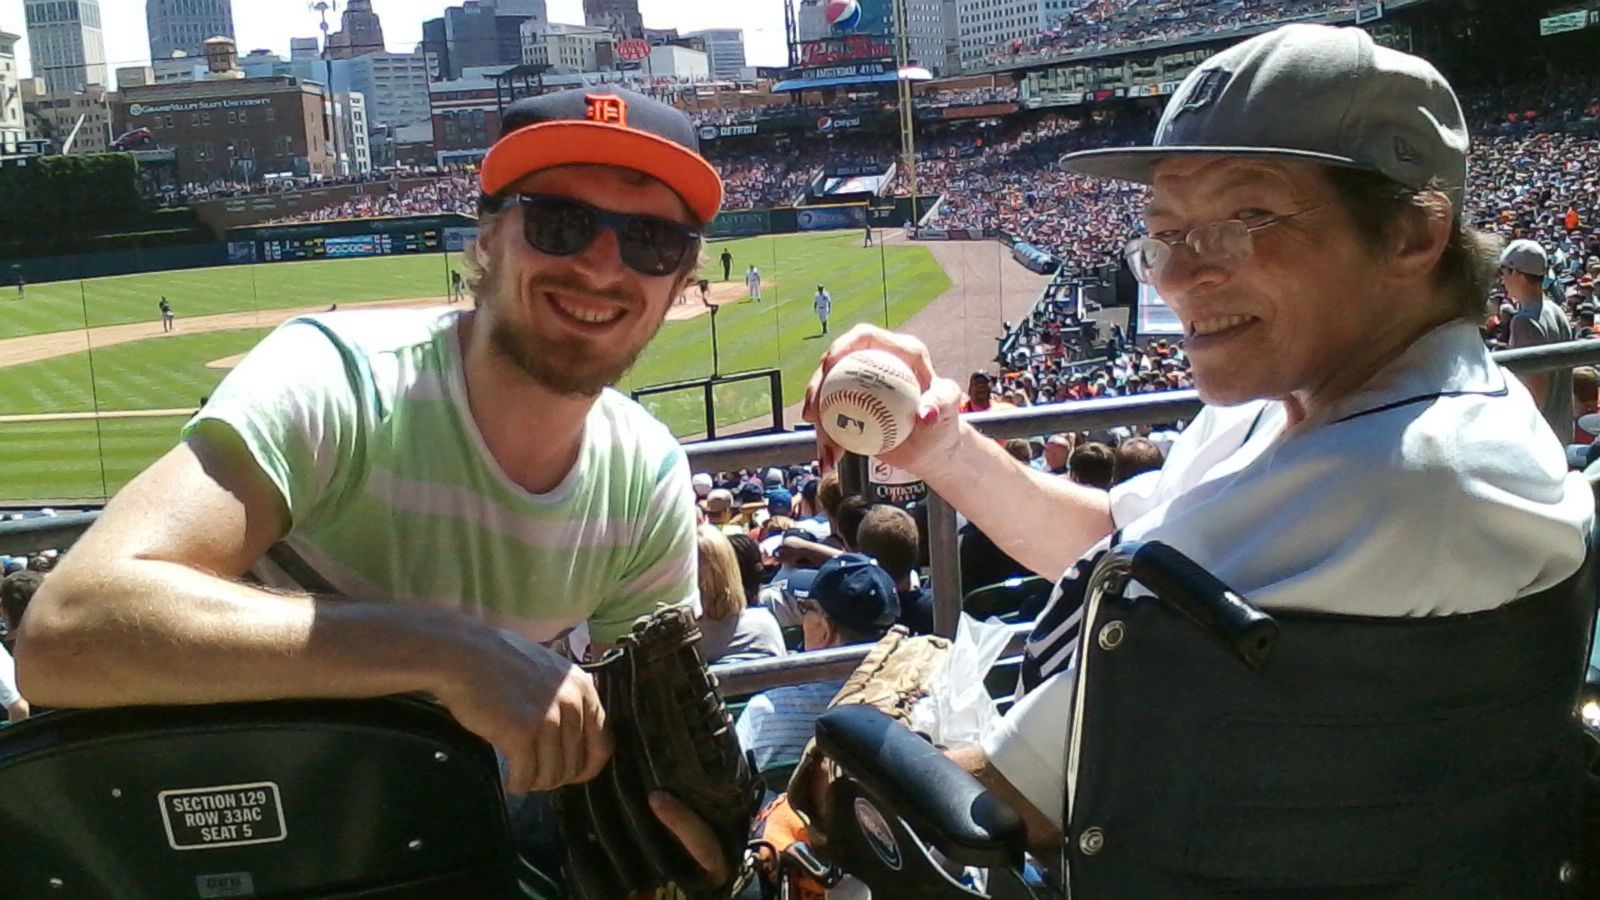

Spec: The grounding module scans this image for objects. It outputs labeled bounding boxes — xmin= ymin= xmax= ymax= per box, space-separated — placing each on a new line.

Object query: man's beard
xmin=479 ymin=258 xmax=667 ymax=398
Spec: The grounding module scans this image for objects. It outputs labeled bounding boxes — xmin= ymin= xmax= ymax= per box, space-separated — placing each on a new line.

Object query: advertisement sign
xmin=226 ymin=241 xmax=257 ymax=264
xmin=696 ymin=123 xmax=761 ymax=141
xmin=829 ymin=164 xmax=884 ymax=178
xmin=1025 ymin=90 xmax=1084 ymax=109
xmin=799 ymin=61 xmax=891 ymax=81
xmin=708 ymin=208 xmax=772 ymax=238
xmin=797 ymin=34 xmax=894 ymax=67
xmin=910 ymin=227 xmax=986 ymax=241
xmin=324 ymin=235 xmax=381 ymax=258
xmin=797 ymin=205 xmax=867 ymax=231
xmin=817 ymin=115 xmax=864 ymax=133
xmin=868 ymin=457 xmax=927 ymax=507
xmin=1355 ymin=1 xmax=1384 ymax=24
xmin=821 ymin=0 xmax=894 ymax=37
xmin=127 ymin=97 xmax=272 ymax=118
xmin=1540 ymin=10 xmax=1591 ymax=35
xmin=443 ymin=226 xmax=480 ymax=252
xmin=867 ymin=204 xmax=900 ymax=225
xmin=616 ymin=38 xmax=651 ymax=61
xmin=941 ymin=102 xmax=1019 ymax=120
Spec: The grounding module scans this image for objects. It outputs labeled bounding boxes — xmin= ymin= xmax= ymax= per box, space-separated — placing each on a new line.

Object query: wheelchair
xmin=787 ymin=538 xmax=1600 ymax=899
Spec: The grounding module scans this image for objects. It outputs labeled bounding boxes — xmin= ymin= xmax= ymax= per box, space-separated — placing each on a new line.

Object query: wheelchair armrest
xmin=814 ymin=705 xmax=1026 ymax=868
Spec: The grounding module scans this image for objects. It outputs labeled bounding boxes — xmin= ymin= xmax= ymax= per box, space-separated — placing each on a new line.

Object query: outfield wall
xmin=9 ymin=214 xmax=481 ymax=286
xmin=10 ymin=244 xmax=232 ymax=284
xmin=707 ymin=196 xmax=939 ymax=239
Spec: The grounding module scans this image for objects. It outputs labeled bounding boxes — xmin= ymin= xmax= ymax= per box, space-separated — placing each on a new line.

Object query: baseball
xmin=818 ymin=350 xmax=922 ymax=456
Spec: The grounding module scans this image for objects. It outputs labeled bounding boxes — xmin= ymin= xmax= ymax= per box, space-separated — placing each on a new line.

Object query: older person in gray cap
xmin=801 ymin=23 xmax=1592 ymax=882
xmin=1500 ymin=237 xmax=1575 ymax=435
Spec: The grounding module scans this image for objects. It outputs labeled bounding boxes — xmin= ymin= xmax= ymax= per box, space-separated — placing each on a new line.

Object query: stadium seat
xmin=962 ymin=575 xmax=1054 ymax=620
xmin=0 ymin=696 xmax=524 ymax=899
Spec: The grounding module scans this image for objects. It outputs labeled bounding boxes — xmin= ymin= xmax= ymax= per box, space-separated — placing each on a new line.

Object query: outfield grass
xmin=7 ymin=254 xmax=464 ymax=339
xmin=0 ymin=231 xmax=950 ymax=500
xmin=0 ymin=416 xmax=189 ymax=502
xmin=0 ymin=329 xmax=271 ymax=416
xmin=623 ymin=232 xmax=949 ymax=433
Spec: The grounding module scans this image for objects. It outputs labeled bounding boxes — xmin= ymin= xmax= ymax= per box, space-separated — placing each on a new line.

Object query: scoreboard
xmin=260 ymin=229 xmax=441 ymax=261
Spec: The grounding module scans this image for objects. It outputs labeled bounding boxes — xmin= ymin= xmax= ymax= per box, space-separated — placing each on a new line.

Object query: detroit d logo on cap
xmin=585 ymin=94 xmax=627 ymax=126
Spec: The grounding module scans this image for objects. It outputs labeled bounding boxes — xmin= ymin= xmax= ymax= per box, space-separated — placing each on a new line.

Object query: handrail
xmin=4 ymin=338 xmax=1600 ymax=695
xmin=0 ymin=511 xmax=100 ymax=557
xmin=713 ymin=621 xmax=1032 ymax=697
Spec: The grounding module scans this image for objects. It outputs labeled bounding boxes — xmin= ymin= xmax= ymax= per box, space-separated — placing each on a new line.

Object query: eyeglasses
xmin=1124 ymin=203 xmax=1331 ymax=285
xmin=497 ymin=193 xmax=701 ymax=277
xmin=797 ymin=598 xmax=821 ymax=616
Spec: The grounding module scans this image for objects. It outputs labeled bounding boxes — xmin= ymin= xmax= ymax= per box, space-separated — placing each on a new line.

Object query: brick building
xmin=428 ymin=68 xmax=500 ymax=168
xmin=112 ymin=76 xmax=334 ymax=184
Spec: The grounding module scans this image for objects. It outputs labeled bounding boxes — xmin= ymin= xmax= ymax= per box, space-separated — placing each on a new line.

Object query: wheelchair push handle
xmin=1101 ymin=541 xmax=1279 ymax=671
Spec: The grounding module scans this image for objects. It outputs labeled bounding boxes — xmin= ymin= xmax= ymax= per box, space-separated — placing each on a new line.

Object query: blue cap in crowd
xmin=810 ymin=553 xmax=900 ymax=634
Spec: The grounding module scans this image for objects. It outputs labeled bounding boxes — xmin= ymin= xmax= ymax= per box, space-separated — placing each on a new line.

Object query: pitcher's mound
xmin=666 ymin=279 xmax=776 ymax=322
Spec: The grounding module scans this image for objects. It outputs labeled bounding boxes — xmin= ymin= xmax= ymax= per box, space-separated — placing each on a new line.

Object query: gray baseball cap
xmin=1499 ymin=239 xmax=1548 ymax=277
xmin=1062 ymin=24 xmax=1469 ymax=206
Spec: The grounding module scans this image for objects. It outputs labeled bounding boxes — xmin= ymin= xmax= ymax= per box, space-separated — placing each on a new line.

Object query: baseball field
xmin=0 ymin=230 xmax=959 ymax=503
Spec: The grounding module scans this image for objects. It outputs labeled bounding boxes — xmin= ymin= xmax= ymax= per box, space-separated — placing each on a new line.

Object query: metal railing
xmin=3 ymin=339 xmax=1599 ymax=697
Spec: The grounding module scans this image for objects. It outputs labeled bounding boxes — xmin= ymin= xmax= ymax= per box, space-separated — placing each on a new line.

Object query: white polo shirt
xmin=0 ymin=643 xmax=22 ymax=710
xmin=982 ymin=321 xmax=1594 ymax=829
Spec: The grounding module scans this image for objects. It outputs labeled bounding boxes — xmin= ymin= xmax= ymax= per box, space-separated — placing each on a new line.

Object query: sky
xmin=1 ymin=0 xmax=791 ymax=88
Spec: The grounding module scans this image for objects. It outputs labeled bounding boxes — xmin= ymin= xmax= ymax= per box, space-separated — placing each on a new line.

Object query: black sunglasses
xmin=495 ymin=193 xmax=700 ymax=277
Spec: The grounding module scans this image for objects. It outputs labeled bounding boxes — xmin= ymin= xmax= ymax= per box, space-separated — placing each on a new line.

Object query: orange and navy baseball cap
xmin=480 ymin=87 xmax=724 ymax=224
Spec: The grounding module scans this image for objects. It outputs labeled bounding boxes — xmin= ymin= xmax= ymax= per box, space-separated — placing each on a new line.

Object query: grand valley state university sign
xmin=127 ymin=97 xmax=274 ymax=118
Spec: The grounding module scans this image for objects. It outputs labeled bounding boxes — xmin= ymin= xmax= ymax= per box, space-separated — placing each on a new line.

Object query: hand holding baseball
xmin=816 ymin=349 xmax=921 ymax=456
xmin=803 ymin=325 xmax=964 ymax=474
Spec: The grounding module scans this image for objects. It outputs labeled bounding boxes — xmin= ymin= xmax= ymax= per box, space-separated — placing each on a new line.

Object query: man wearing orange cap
xmin=20 ymin=88 xmax=726 ymax=849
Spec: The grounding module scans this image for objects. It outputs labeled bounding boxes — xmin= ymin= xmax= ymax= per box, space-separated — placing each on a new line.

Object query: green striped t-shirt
xmin=184 ymin=309 xmax=698 ymax=646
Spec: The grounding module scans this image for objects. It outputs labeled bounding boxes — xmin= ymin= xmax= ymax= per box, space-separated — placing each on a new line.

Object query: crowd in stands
xmin=908 ymin=112 xmax=1154 ymax=270
xmin=261 ymin=175 xmax=479 ymax=224
xmin=707 ymin=132 xmax=899 ymax=210
xmin=974 ymin=0 xmax=1357 ymax=70
xmin=712 ymin=156 xmax=820 ymax=211
xmin=917 ymin=86 xmax=1020 ymax=107
xmin=690 ymin=106 xmax=769 ymax=126
xmin=152 ymin=167 xmax=461 ymax=208
xmin=0 ymin=511 xmax=60 ymax=725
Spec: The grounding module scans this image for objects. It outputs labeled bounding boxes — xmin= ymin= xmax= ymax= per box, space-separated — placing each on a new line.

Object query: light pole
xmin=892 ymin=0 xmax=918 ymax=225
xmin=310 ymin=1 xmax=346 ymax=177
xmin=708 ymin=300 xmax=722 ymax=377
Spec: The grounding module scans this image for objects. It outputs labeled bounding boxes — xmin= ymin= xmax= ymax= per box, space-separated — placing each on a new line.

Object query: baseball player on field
xmin=813 ymin=284 xmax=832 ymax=335
xmin=745 ymin=264 xmax=762 ymax=302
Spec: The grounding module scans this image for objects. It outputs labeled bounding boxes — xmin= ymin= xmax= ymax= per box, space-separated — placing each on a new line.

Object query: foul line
xmin=0 ymin=408 xmax=198 ymax=424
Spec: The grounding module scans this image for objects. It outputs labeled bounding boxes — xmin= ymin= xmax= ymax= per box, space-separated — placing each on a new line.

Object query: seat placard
xmin=158 ymin=782 xmax=288 ymax=851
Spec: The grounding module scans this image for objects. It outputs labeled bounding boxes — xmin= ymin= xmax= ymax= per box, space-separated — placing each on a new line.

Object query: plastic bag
xmin=908 ymin=612 xmax=1013 ymax=749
